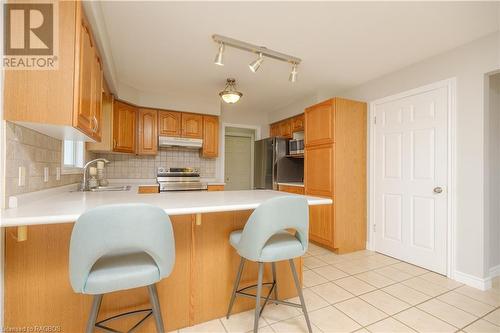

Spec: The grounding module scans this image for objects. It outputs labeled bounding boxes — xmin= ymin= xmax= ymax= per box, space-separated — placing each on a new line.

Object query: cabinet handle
xmin=93 ymin=115 xmax=98 ymax=132
xmin=113 ymin=139 xmax=117 ymax=149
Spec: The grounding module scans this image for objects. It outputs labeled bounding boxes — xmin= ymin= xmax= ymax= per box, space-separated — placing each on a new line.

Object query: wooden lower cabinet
xmin=4 ymin=212 xmax=301 ymax=332
xmin=309 ymin=204 xmax=334 ymax=248
xmin=207 ymin=185 xmax=224 ymax=191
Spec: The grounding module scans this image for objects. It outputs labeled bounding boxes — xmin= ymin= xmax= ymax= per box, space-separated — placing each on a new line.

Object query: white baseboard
xmin=453 ymin=270 xmax=492 ymax=291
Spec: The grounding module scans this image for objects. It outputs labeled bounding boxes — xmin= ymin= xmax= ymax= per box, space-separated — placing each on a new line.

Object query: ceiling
xmin=93 ymin=1 xmax=499 ymax=116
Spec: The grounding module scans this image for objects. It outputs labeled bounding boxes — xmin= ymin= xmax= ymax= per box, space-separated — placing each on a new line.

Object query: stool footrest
xmin=95 ymin=308 xmax=153 ymax=333
xmin=235 ymin=291 xmax=302 ymax=308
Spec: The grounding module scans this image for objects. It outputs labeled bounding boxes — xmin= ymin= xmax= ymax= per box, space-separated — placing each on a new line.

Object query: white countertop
xmin=1 ymin=186 xmax=332 ymax=227
xmin=277 ymin=182 xmax=305 ymax=188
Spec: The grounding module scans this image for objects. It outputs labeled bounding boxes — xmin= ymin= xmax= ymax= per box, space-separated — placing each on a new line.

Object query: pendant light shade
xmin=219 ymin=78 xmax=243 ymax=104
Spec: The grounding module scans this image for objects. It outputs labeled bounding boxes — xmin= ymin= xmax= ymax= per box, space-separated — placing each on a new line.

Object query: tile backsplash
xmin=4 ymin=122 xmax=82 ymax=199
xmin=93 ymin=148 xmax=216 ymax=179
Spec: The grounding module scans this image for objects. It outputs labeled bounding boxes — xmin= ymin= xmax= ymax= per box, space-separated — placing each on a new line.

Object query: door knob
xmin=433 ymin=187 xmax=443 ymax=194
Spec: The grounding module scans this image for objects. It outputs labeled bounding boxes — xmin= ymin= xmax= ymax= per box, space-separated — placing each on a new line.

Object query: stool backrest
xmin=237 ymin=196 xmax=309 ymax=261
xmin=69 ymin=203 xmax=175 ymax=293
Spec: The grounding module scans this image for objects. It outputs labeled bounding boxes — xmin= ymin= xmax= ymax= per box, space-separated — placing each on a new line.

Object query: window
xmin=62 ymin=140 xmax=84 ymax=173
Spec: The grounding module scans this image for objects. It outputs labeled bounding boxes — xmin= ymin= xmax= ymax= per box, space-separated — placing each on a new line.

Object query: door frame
xmin=367 ymin=78 xmax=457 ymax=277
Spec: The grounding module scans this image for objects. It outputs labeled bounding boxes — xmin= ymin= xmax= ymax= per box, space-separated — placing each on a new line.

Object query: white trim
xmin=368 ymin=78 xmax=457 ymax=279
xmin=489 ymin=264 xmax=500 ymax=280
xmin=453 ymin=270 xmax=492 ymax=291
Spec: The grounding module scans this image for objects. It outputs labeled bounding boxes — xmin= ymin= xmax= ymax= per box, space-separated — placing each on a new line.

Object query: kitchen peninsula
xmin=1 ymin=187 xmax=331 ymax=332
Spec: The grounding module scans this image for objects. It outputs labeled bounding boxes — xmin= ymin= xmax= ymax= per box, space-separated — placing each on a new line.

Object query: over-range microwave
xmin=289 ymin=138 xmax=304 ymax=155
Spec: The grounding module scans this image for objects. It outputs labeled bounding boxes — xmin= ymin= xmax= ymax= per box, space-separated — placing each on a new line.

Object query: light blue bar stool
xmin=226 ymin=196 xmax=312 ymax=333
xmin=69 ymin=203 xmax=175 ymax=333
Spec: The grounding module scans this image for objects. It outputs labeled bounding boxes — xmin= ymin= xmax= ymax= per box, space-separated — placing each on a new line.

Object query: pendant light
xmin=219 ymin=78 xmax=243 ymax=104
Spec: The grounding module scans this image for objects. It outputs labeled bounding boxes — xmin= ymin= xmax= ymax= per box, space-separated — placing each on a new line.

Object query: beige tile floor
xmin=175 ymin=244 xmax=500 ymax=333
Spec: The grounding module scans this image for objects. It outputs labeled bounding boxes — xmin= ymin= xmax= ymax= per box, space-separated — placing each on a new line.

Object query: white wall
xmin=487 ymin=73 xmax=500 ymax=274
xmin=266 ymin=31 xmax=500 ymax=284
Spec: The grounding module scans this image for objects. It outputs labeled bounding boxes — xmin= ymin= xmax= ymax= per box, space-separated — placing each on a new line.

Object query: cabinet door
xmin=270 ymin=123 xmax=280 ymax=137
xmin=137 ymin=109 xmax=158 ymax=155
xmin=305 ymin=101 xmax=334 ymax=146
xmin=309 ymin=205 xmax=334 ymax=247
xmin=182 ymin=113 xmax=203 ymax=138
xmin=280 ymin=120 xmax=292 ymax=139
xmin=292 ymin=114 xmax=304 ymax=132
xmin=158 ymin=111 xmax=181 ymax=137
xmin=90 ymin=54 xmax=103 ymax=141
xmin=113 ymin=101 xmax=136 ymax=153
xmin=305 ymin=144 xmax=333 ymax=197
xmin=201 ymin=116 xmax=219 ymax=158
xmin=75 ymin=19 xmax=94 ymax=137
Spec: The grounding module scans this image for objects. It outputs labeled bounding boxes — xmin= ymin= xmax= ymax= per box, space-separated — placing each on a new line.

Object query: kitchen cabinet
xmin=207 ymin=185 xmax=224 ymax=191
xmin=292 ymin=114 xmax=305 ymax=132
xmin=182 ymin=113 xmax=203 ymax=139
xmin=305 ymin=101 xmax=334 ymax=146
xmin=269 ymin=114 xmax=304 ymax=138
xmin=305 ymin=98 xmax=367 ymax=253
xmin=201 ymin=116 xmax=219 ymax=158
xmin=159 ymin=111 xmax=182 ymax=137
xmin=4 ymin=1 xmax=103 ymax=142
xmin=87 ymin=91 xmax=113 ymax=152
xmin=112 ymin=101 xmax=137 ymax=153
xmin=137 ymin=108 xmax=158 ymax=155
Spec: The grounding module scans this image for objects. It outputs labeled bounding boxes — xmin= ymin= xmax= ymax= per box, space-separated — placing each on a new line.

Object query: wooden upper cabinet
xmin=279 ymin=120 xmax=292 ymax=139
xmin=182 ymin=113 xmax=203 ymax=139
xmin=158 ymin=111 xmax=182 ymax=137
xmin=4 ymin=2 xmax=104 ymax=142
xmin=201 ymin=116 xmax=219 ymax=158
xmin=113 ymin=101 xmax=136 ymax=153
xmin=91 ymin=54 xmax=103 ymax=141
xmin=75 ymin=19 xmax=94 ymax=138
xmin=137 ymin=109 xmax=158 ymax=155
xmin=270 ymin=123 xmax=280 ymax=137
xmin=305 ymin=101 xmax=334 ymax=146
xmin=292 ymin=114 xmax=304 ymax=132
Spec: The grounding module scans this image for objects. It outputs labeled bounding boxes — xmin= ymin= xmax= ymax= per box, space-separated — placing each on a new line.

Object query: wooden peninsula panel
xmin=4 ymin=211 xmax=302 ymax=332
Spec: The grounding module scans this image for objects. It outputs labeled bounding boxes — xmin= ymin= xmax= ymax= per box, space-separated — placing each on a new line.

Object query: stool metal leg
xmin=148 ymin=284 xmax=165 ymax=333
xmin=271 ymin=262 xmax=278 ymax=302
xmin=289 ymin=259 xmax=312 ymax=333
xmin=86 ymin=294 xmax=102 ymax=333
xmin=254 ymin=262 xmax=264 ymax=333
xmin=227 ymin=257 xmax=246 ymax=319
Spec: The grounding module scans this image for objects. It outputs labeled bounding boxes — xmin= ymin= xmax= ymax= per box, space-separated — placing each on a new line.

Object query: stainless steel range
xmin=157 ymin=167 xmax=207 ymax=191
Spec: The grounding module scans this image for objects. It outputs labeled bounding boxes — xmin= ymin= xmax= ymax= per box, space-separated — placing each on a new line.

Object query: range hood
xmin=158 ymin=136 xmax=203 ymax=148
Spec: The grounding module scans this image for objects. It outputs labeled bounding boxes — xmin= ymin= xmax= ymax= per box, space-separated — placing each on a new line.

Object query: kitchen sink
xmin=89 ymin=185 xmax=131 ymax=192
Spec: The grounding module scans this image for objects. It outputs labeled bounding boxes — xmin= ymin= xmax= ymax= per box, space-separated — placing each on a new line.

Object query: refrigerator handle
xmin=272 ymin=139 xmax=278 ymax=190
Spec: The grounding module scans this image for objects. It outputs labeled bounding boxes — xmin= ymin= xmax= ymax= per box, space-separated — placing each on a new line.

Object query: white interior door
xmin=373 ymin=85 xmax=448 ymax=274
xmin=224 ymin=135 xmax=252 ymax=190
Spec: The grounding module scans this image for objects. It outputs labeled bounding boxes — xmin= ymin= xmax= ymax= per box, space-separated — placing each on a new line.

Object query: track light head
xmin=248 ymin=53 xmax=264 ymax=73
xmin=214 ymin=43 xmax=224 ymax=66
xmin=289 ymin=63 xmax=298 ymax=83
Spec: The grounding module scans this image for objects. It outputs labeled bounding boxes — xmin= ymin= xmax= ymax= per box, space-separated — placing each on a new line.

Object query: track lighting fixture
xmin=219 ymin=78 xmax=243 ymax=104
xmin=248 ymin=53 xmax=264 ymax=73
xmin=212 ymin=34 xmax=302 ymax=81
xmin=289 ymin=63 xmax=298 ymax=83
xmin=214 ymin=42 xmax=224 ymax=66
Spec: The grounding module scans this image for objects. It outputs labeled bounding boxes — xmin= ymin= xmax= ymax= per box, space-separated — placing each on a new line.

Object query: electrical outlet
xmin=56 ymin=167 xmax=61 ymax=180
xmin=18 ymin=166 xmax=26 ymax=186
xmin=44 ymin=167 xmax=49 ymax=182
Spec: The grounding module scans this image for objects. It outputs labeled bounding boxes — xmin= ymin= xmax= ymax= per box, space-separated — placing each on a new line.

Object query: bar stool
xmin=69 ymin=203 xmax=175 ymax=333
xmin=226 ymin=196 xmax=312 ymax=333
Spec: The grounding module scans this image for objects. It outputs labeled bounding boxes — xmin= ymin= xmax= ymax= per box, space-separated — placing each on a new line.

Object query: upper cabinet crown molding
xmin=4 ymin=1 xmax=103 ymax=142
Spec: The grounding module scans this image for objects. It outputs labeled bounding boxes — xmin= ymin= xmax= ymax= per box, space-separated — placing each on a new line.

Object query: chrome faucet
xmin=81 ymin=158 xmax=110 ymax=191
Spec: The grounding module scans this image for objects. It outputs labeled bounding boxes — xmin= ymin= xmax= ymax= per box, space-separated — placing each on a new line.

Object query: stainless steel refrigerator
xmin=254 ymin=137 xmax=304 ymax=189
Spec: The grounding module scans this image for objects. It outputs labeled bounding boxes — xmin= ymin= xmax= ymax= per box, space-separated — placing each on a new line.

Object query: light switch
xmin=56 ymin=167 xmax=61 ymax=180
xmin=44 ymin=167 xmax=49 ymax=182
xmin=18 ymin=166 xmax=26 ymax=187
